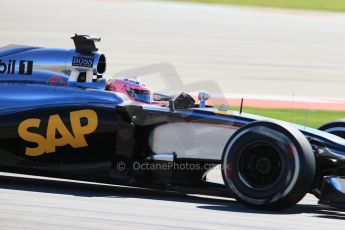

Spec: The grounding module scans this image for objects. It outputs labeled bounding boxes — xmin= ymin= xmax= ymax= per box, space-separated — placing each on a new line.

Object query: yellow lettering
xmin=18 ymin=118 xmax=46 ymax=156
xmin=18 ymin=109 xmax=98 ymax=156
xmin=70 ymin=109 xmax=98 ymax=147
xmin=46 ymin=114 xmax=78 ymax=153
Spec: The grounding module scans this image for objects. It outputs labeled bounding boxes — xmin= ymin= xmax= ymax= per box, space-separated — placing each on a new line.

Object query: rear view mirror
xmin=153 ymin=93 xmax=175 ymax=102
xmin=153 ymin=93 xmax=176 ymax=112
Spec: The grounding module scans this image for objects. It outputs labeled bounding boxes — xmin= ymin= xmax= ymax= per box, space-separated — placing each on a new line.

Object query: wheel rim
xmin=238 ymin=142 xmax=283 ymax=190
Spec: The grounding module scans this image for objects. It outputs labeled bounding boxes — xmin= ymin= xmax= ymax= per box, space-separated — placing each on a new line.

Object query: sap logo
xmin=0 ymin=59 xmax=33 ymax=75
xmin=18 ymin=109 xmax=98 ymax=156
xmin=72 ymin=56 xmax=94 ymax=68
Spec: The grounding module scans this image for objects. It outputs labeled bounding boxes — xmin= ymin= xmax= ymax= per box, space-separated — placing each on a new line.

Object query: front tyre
xmin=221 ymin=121 xmax=316 ymax=210
xmin=319 ymin=119 xmax=345 ymax=139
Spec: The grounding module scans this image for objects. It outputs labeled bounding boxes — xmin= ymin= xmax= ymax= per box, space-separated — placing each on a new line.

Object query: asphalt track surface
xmin=0 ymin=172 xmax=345 ymax=230
xmin=1 ymin=0 xmax=345 ymax=229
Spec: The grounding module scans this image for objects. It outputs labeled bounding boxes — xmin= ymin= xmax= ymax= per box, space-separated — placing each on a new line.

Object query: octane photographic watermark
xmin=116 ymin=161 xmax=127 ymax=172
xmin=112 ymin=62 xmax=229 ymax=105
xmin=111 ymin=62 xmax=231 ymax=159
xmin=115 ymin=161 xmax=228 ymax=172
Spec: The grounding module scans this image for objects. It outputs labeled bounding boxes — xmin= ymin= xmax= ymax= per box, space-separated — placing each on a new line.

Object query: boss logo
xmin=72 ymin=56 xmax=94 ymax=68
xmin=0 ymin=59 xmax=33 ymax=75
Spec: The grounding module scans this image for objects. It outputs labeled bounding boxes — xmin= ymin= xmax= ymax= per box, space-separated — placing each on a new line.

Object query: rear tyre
xmin=221 ymin=121 xmax=316 ymax=210
xmin=319 ymin=119 xmax=345 ymax=139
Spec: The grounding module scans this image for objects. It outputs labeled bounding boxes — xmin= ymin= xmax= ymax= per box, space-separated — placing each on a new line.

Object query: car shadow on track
xmin=0 ymin=173 xmax=344 ymax=220
xmin=198 ymin=204 xmax=345 ymax=220
xmin=0 ymin=173 xmax=229 ymax=205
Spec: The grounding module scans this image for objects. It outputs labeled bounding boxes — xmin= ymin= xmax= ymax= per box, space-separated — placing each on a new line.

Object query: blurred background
xmin=1 ymin=0 xmax=345 ymax=127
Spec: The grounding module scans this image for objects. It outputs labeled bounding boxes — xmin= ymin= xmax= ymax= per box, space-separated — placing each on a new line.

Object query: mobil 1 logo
xmin=72 ymin=56 xmax=94 ymax=68
xmin=0 ymin=60 xmax=34 ymax=75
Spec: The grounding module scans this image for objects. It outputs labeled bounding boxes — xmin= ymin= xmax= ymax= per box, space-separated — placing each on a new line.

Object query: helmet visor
xmin=127 ymin=88 xmax=151 ymax=103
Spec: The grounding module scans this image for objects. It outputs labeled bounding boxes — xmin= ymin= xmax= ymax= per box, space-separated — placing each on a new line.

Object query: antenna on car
xmin=239 ymin=98 xmax=244 ymax=114
xmin=304 ymin=109 xmax=316 ymax=128
xmin=71 ymin=34 xmax=101 ymax=54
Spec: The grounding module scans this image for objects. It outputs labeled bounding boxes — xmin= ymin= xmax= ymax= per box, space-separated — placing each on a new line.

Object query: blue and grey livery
xmin=0 ymin=35 xmax=345 ymax=210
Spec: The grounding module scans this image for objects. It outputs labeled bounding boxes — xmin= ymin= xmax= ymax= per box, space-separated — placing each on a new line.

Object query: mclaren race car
xmin=0 ymin=35 xmax=345 ymax=210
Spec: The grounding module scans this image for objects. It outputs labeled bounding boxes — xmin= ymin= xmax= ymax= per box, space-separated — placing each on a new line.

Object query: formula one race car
xmin=0 ymin=35 xmax=345 ymax=210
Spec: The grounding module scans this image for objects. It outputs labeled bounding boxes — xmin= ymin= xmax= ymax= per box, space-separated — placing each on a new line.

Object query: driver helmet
xmin=107 ymin=77 xmax=152 ymax=104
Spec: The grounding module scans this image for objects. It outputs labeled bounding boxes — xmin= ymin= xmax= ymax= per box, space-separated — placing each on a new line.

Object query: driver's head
xmin=107 ymin=77 xmax=152 ymax=103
